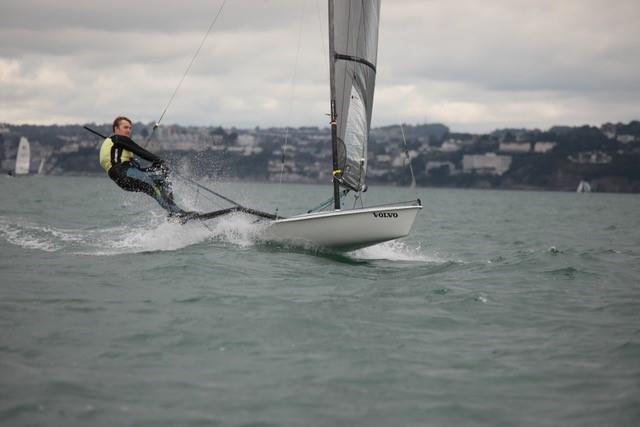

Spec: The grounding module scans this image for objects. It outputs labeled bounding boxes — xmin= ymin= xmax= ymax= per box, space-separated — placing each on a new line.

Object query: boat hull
xmin=262 ymin=203 xmax=421 ymax=251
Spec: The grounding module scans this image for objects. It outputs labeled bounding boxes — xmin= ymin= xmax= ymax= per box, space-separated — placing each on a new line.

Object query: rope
xmin=307 ymin=189 xmax=348 ymax=213
xmin=143 ymin=0 xmax=228 ymax=148
xmin=172 ymin=172 xmax=242 ymax=207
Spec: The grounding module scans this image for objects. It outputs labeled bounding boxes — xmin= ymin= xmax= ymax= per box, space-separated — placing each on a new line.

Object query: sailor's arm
xmin=112 ymin=135 xmax=162 ymax=163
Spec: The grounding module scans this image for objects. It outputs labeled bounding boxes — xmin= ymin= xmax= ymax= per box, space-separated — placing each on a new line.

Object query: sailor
xmin=99 ymin=116 xmax=188 ymax=217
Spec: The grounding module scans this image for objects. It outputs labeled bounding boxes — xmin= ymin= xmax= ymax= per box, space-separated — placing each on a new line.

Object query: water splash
xmin=350 ymin=240 xmax=444 ymax=263
xmin=0 ymin=213 xmax=268 ymax=256
xmin=90 ymin=213 xmax=270 ymax=254
xmin=2 ymin=213 xmax=434 ymax=261
xmin=206 ymin=214 xmax=269 ymax=248
xmin=0 ymin=219 xmax=62 ymax=252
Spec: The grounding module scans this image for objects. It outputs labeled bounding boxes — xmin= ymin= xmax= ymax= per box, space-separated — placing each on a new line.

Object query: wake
xmin=350 ymin=240 xmax=445 ymax=263
xmin=0 ymin=214 xmax=267 ymax=256
xmin=1 ymin=213 xmax=438 ymax=263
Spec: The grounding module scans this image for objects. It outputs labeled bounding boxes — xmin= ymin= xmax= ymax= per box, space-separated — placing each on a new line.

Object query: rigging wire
xmin=400 ymin=123 xmax=419 ymax=200
xmin=274 ymin=0 xmax=307 ymax=219
xmin=307 ymin=188 xmax=348 ymax=213
xmin=143 ymin=0 xmax=228 ymax=148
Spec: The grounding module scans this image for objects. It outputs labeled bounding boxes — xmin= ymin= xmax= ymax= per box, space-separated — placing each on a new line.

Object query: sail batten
xmin=329 ymin=0 xmax=380 ymax=192
xmin=334 ymin=53 xmax=377 ymax=72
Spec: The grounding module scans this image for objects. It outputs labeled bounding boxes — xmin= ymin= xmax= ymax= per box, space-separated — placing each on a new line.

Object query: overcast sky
xmin=1 ymin=0 xmax=639 ymax=132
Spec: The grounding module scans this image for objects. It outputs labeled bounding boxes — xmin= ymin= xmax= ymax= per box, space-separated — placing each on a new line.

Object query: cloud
xmin=1 ymin=0 xmax=639 ymax=132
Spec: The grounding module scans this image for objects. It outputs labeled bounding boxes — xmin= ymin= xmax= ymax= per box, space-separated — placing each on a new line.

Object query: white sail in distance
xmin=15 ymin=137 xmax=31 ymax=175
xmin=330 ymin=0 xmax=380 ymax=192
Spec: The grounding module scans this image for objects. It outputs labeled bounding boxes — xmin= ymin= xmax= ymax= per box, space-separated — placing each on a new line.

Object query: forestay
xmin=330 ymin=0 xmax=380 ymax=192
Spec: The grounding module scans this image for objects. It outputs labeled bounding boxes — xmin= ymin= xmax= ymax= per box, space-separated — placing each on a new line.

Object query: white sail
xmin=577 ymin=180 xmax=591 ymax=193
xmin=38 ymin=157 xmax=46 ymax=175
xmin=15 ymin=137 xmax=31 ymax=175
xmin=330 ymin=0 xmax=380 ymax=191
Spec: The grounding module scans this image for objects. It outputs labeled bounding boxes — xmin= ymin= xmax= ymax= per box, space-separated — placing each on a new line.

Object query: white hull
xmin=262 ymin=203 xmax=421 ymax=251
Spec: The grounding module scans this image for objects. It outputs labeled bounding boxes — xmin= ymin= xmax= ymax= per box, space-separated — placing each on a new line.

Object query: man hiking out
xmin=99 ymin=116 xmax=190 ymax=218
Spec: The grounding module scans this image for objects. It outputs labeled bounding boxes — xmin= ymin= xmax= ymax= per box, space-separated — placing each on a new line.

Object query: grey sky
xmin=1 ymin=0 xmax=639 ymax=132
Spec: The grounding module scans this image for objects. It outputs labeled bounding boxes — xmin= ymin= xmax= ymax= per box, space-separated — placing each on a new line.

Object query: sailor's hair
xmin=113 ymin=116 xmax=132 ymax=132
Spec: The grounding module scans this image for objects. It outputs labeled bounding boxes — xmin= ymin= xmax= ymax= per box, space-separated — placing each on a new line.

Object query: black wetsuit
xmin=100 ymin=135 xmax=186 ymax=216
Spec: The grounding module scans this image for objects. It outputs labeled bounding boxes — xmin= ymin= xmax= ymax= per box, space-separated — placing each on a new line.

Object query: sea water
xmin=1 ymin=175 xmax=639 ymax=426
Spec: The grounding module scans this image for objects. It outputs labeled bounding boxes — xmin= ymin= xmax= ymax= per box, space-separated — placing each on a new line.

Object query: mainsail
xmin=15 ymin=137 xmax=31 ymax=175
xmin=329 ymin=0 xmax=380 ymax=192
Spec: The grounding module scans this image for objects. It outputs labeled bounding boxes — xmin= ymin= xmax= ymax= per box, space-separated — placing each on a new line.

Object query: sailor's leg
xmin=111 ymin=164 xmax=185 ymax=215
xmin=147 ymin=169 xmax=177 ymax=205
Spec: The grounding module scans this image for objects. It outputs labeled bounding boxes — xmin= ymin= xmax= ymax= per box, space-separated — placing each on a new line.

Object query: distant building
xmin=227 ymin=145 xmax=263 ymax=156
xmin=243 ymin=146 xmax=263 ymax=156
xmin=391 ymin=156 xmax=405 ymax=168
xmin=533 ymin=142 xmax=556 ymax=153
xmin=462 ymin=153 xmax=512 ymax=176
xmin=568 ymin=151 xmax=612 ymax=164
xmin=391 ymin=151 xmax=417 ymax=168
xmin=440 ymin=139 xmax=463 ymax=152
xmin=601 ymin=123 xmax=617 ymax=139
xmin=237 ymin=134 xmax=256 ymax=146
xmin=268 ymin=159 xmax=298 ymax=174
xmin=499 ymin=142 xmax=531 ymax=153
xmin=617 ymin=134 xmax=636 ymax=144
xmin=60 ymin=143 xmax=80 ymax=153
xmin=375 ymin=154 xmax=393 ymax=164
xmin=426 ymin=161 xmax=458 ymax=175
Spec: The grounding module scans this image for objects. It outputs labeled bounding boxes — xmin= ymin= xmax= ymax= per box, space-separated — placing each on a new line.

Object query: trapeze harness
xmin=99 ymin=135 xmax=185 ymax=215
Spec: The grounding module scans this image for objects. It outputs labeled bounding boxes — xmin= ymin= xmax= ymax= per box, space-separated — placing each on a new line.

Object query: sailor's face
xmin=115 ymin=121 xmax=132 ymax=137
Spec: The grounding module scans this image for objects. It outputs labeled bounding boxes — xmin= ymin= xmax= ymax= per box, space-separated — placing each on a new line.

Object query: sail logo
xmin=373 ymin=211 xmax=398 ymax=218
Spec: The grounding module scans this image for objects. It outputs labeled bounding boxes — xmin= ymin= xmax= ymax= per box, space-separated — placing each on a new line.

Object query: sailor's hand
xmin=152 ymin=160 xmax=170 ymax=175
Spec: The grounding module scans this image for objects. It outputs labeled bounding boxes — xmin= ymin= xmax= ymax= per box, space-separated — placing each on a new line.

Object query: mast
xmin=327 ymin=0 xmax=380 ymax=199
xmin=328 ymin=0 xmax=341 ymax=209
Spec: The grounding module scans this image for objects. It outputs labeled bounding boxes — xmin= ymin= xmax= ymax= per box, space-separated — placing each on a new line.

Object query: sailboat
xmin=85 ymin=0 xmax=421 ymax=251
xmin=37 ymin=157 xmax=47 ymax=175
xmin=14 ymin=137 xmax=31 ymax=175
xmin=259 ymin=0 xmax=421 ymax=250
xmin=576 ymin=180 xmax=591 ymax=193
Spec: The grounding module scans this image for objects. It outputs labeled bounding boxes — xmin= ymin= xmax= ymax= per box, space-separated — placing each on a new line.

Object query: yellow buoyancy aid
xmin=99 ymin=137 xmax=133 ymax=172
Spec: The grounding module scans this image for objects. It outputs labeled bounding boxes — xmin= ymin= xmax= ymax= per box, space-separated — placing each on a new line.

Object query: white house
xmin=617 ymin=134 xmax=636 ymax=144
xmin=426 ymin=161 xmax=458 ymax=175
xmin=568 ymin=151 xmax=612 ymax=164
xmin=462 ymin=153 xmax=512 ymax=176
xmin=237 ymin=134 xmax=256 ymax=146
xmin=533 ymin=142 xmax=556 ymax=153
xmin=440 ymin=139 xmax=463 ymax=152
xmin=499 ymin=142 xmax=531 ymax=153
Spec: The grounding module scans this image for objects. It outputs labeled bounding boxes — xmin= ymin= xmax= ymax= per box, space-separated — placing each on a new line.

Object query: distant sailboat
xmin=14 ymin=137 xmax=31 ymax=175
xmin=576 ymin=180 xmax=591 ymax=193
xmin=37 ymin=156 xmax=47 ymax=175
